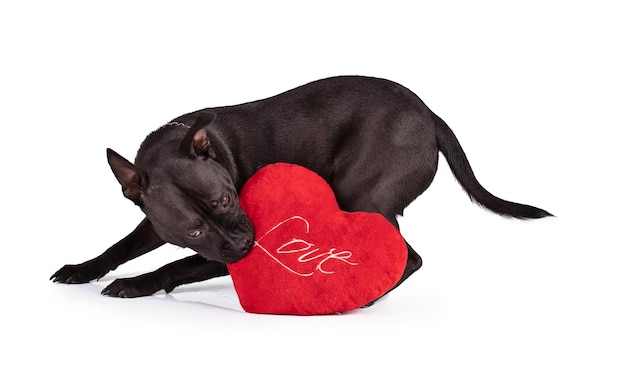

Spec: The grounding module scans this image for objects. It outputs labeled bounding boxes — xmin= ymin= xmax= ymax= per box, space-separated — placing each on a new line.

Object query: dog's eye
xmin=187 ymin=229 xmax=202 ymax=238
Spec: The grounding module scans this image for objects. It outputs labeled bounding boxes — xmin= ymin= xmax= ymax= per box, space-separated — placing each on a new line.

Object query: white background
xmin=1 ymin=1 xmax=624 ymax=365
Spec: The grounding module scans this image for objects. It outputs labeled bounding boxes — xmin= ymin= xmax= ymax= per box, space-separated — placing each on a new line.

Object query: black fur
xmin=51 ymin=76 xmax=551 ymax=299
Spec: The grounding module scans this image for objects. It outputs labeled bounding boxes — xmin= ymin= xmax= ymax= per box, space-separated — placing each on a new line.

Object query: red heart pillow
xmin=226 ymin=163 xmax=408 ymax=315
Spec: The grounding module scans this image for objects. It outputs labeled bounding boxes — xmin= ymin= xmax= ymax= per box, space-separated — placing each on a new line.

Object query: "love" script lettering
xmin=254 ymin=216 xmax=358 ymax=277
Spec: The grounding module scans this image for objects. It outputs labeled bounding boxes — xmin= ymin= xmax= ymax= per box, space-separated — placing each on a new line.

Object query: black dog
xmin=51 ymin=76 xmax=551 ymax=299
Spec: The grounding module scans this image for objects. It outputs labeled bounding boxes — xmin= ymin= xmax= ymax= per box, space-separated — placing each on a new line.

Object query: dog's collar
xmin=163 ymin=121 xmax=190 ymax=129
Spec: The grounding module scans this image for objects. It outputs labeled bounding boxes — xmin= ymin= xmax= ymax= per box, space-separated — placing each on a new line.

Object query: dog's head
xmin=106 ymin=112 xmax=254 ymax=263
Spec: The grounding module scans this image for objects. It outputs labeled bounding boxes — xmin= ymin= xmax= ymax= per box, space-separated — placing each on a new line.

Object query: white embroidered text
xmin=255 ymin=216 xmax=358 ymax=277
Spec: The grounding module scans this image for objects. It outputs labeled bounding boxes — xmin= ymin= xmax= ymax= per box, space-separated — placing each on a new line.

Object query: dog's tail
xmin=434 ymin=114 xmax=552 ymax=219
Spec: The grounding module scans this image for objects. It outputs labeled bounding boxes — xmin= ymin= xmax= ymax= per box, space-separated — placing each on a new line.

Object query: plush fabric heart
xmin=226 ymin=163 xmax=408 ymax=315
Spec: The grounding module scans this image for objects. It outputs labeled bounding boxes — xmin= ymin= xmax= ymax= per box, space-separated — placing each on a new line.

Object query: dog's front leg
xmin=50 ymin=217 xmax=166 ymax=284
xmin=101 ymin=254 xmax=228 ymax=297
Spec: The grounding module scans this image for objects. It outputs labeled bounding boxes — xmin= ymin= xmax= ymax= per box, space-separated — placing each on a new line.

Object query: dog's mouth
xmin=220 ymin=234 xmax=254 ymax=263
xmin=191 ymin=216 xmax=254 ymax=263
xmin=222 ymin=252 xmax=251 ymax=264
xmin=220 ymin=217 xmax=255 ymax=263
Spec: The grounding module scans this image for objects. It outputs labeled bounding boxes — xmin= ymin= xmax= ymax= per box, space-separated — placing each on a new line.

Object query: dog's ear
xmin=179 ymin=112 xmax=217 ymax=160
xmin=106 ymin=148 xmax=145 ymax=205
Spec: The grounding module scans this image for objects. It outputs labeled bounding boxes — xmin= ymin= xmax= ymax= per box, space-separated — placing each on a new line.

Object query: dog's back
xmin=172 ymin=76 xmax=551 ymax=221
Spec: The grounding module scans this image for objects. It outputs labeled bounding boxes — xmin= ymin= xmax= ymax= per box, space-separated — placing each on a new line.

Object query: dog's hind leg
xmin=380 ymin=216 xmax=423 ymax=291
xmin=392 ymin=242 xmax=423 ymax=289
xmin=362 ymin=216 xmax=422 ymax=307
xmin=337 ymin=162 xmax=432 ymax=306
xmin=50 ymin=217 xmax=166 ymax=284
xmin=101 ymin=255 xmax=228 ymax=298
xmin=333 ymin=158 xmax=434 ymax=293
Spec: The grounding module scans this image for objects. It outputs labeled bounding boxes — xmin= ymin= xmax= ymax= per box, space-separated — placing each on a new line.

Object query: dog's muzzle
xmin=221 ymin=217 xmax=255 ymax=263
xmin=222 ymin=235 xmax=254 ymax=263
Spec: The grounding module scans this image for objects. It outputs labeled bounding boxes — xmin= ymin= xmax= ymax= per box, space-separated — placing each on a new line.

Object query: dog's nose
xmin=236 ymin=236 xmax=254 ymax=253
xmin=227 ymin=236 xmax=253 ymax=255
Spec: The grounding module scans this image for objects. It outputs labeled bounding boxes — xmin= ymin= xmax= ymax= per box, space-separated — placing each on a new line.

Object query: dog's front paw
xmin=101 ymin=277 xmax=160 ymax=298
xmin=50 ymin=260 xmax=108 ymax=284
